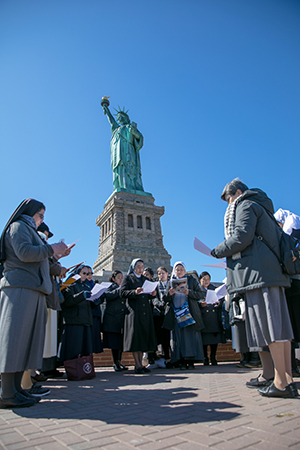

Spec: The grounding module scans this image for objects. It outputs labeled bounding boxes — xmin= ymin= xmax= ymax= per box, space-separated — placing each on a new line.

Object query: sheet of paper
xmin=60 ymin=274 xmax=80 ymax=291
xmin=201 ymin=262 xmax=227 ymax=269
xmin=139 ymin=280 xmax=158 ymax=294
xmin=205 ymin=289 xmax=219 ymax=304
xmin=65 ymin=262 xmax=85 ymax=273
xmin=67 ymin=238 xmax=81 ymax=249
xmin=88 ymin=282 xmax=112 ymax=301
xmin=215 ymin=283 xmax=228 ymax=299
xmin=194 ymin=237 xmax=213 ymax=257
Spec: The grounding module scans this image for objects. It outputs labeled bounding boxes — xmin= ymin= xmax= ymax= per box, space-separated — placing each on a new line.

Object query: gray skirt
xmin=244 ymin=286 xmax=294 ymax=349
xmin=0 ymin=288 xmax=47 ymax=373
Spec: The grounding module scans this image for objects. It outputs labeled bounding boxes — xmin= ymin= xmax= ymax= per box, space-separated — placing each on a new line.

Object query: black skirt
xmin=57 ymin=324 xmax=93 ymax=361
xmin=103 ymin=332 xmax=123 ymax=350
xmin=92 ymin=316 xmax=103 ymax=354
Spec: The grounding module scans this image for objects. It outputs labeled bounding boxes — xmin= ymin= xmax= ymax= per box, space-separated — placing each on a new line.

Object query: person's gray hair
xmin=221 ymin=178 xmax=249 ymax=201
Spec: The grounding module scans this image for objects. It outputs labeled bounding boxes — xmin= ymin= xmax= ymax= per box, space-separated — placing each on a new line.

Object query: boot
xmin=244 ymin=352 xmax=261 ymax=368
xmin=236 ymin=352 xmax=250 ymax=368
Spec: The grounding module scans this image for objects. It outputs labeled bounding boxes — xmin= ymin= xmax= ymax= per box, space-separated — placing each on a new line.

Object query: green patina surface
xmin=102 ymin=100 xmax=151 ymax=196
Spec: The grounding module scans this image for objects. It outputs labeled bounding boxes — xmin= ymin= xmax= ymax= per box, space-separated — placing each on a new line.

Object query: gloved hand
xmin=84 ymin=291 xmax=91 ymax=299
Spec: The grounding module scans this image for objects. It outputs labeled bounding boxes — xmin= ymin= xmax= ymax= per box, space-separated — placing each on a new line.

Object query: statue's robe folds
xmin=110 ymin=123 xmax=144 ymax=191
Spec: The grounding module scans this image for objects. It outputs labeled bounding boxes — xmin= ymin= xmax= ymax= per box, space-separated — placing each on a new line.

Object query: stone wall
xmin=93 ymin=190 xmax=171 ymax=274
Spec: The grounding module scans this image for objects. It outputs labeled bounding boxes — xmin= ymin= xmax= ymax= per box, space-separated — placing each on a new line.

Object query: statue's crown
xmin=113 ymin=106 xmax=129 ymax=117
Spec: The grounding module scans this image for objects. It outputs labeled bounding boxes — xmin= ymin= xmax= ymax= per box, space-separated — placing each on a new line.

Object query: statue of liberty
xmin=101 ymin=98 xmax=144 ymax=192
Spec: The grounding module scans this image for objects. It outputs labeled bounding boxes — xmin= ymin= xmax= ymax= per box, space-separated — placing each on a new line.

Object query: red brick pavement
xmin=0 ymin=363 xmax=299 ymax=450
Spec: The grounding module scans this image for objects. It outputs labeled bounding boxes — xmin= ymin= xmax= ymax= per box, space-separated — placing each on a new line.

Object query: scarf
xmin=224 ymin=197 xmax=241 ymax=260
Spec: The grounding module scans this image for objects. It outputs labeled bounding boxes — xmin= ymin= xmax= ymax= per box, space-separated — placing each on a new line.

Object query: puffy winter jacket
xmin=213 ymin=188 xmax=290 ymax=294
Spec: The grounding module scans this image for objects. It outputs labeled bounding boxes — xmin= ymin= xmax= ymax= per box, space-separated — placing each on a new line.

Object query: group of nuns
xmin=1 ymin=195 xmax=298 ymax=408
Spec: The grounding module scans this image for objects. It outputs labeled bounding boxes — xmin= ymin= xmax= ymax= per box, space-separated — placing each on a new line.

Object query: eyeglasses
xmin=37 ymin=213 xmax=44 ymax=220
xmin=81 ymin=272 xmax=88 ymax=275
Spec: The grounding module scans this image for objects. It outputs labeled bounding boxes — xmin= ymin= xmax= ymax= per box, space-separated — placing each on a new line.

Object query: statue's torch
xmin=101 ymin=96 xmax=110 ymax=114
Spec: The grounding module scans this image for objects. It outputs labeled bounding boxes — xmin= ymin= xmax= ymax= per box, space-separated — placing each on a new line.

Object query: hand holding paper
xmin=205 ymin=284 xmax=228 ymax=304
xmin=139 ymin=280 xmax=158 ymax=294
xmin=87 ymin=282 xmax=112 ymax=302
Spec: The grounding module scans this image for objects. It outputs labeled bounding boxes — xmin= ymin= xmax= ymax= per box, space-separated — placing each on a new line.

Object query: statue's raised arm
xmin=101 ymin=97 xmax=117 ymax=128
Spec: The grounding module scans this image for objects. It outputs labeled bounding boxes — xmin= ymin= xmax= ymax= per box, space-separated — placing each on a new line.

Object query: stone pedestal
xmin=93 ymin=191 xmax=172 ymax=275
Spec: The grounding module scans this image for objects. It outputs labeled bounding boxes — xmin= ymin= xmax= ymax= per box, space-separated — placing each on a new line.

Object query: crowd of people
xmin=0 ymin=180 xmax=299 ymax=408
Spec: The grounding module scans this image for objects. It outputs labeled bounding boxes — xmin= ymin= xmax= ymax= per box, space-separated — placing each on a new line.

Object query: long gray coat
xmin=0 ymin=219 xmax=53 ymax=372
xmin=213 ymin=189 xmax=290 ymax=294
xmin=0 ymin=219 xmax=53 ymax=294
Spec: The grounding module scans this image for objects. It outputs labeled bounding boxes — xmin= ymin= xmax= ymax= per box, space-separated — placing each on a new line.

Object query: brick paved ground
xmin=0 ymin=362 xmax=299 ymax=450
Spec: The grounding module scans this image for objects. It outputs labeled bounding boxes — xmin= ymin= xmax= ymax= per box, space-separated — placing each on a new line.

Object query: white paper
xmin=61 ymin=274 xmax=80 ymax=285
xmin=88 ymin=282 xmax=112 ymax=302
xmin=139 ymin=280 xmax=158 ymax=294
xmin=201 ymin=262 xmax=227 ymax=269
xmin=194 ymin=237 xmax=213 ymax=257
xmin=205 ymin=289 xmax=219 ymax=304
xmin=67 ymin=238 xmax=81 ymax=249
xmin=72 ymin=274 xmax=81 ymax=281
xmin=215 ymin=283 xmax=228 ymax=299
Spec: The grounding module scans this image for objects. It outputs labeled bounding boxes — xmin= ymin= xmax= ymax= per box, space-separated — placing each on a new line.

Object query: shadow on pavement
xmin=15 ymin=371 xmax=243 ymax=425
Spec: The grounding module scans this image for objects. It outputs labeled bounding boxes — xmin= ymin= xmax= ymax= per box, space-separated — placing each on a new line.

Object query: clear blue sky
xmin=1 ymin=0 xmax=299 ymax=281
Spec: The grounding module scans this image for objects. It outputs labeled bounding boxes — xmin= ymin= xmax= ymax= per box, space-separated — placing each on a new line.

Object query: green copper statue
xmin=101 ymin=97 xmax=144 ymax=192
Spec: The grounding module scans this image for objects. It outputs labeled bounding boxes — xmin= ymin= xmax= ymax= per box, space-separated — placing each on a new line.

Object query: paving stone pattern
xmin=0 ymin=363 xmax=299 ymax=449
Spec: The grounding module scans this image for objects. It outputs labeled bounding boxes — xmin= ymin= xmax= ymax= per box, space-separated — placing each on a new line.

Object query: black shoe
xmin=203 ymin=358 xmax=209 ymax=366
xmin=211 ymin=357 xmax=218 ymax=366
xmin=134 ymin=367 xmax=144 ymax=374
xmin=19 ymin=390 xmax=40 ymax=403
xmin=166 ymin=362 xmax=174 ymax=369
xmin=244 ymin=360 xmax=262 ymax=368
xmin=142 ymin=367 xmax=151 ymax=373
xmin=43 ymin=369 xmax=65 ymax=379
xmin=188 ymin=363 xmax=195 ymax=370
xmin=0 ymin=392 xmax=36 ymax=409
xmin=113 ymin=363 xmax=123 ymax=372
xmin=259 ymin=382 xmax=294 ymax=398
xmin=26 ymin=385 xmax=50 ymax=397
xmin=292 ymin=367 xmax=300 ymax=378
xmin=246 ymin=374 xmax=273 ymax=389
xmin=289 ymin=382 xmax=299 ymax=398
xmin=31 ymin=373 xmax=48 ymax=382
xmin=118 ymin=362 xmax=128 ymax=371
xmin=236 ymin=360 xmax=247 ymax=368
xmin=180 ymin=363 xmax=188 ymax=370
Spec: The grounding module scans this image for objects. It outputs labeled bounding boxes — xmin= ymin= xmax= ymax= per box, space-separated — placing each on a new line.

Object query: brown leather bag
xmin=64 ymin=354 xmax=96 ymax=381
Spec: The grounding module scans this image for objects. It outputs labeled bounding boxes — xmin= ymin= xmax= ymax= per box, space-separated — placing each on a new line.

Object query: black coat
xmin=102 ymin=282 xmax=126 ymax=333
xmin=120 ymin=273 xmax=157 ymax=352
xmin=199 ymin=284 xmax=223 ymax=334
xmin=163 ymin=275 xmax=205 ymax=332
xmin=61 ymin=279 xmax=93 ymax=326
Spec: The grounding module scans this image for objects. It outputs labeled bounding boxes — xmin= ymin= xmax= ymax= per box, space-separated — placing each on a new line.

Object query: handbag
xmin=229 ymin=293 xmax=246 ymax=325
xmin=64 ymin=354 xmax=96 ymax=381
xmin=256 ymin=209 xmax=300 ymax=276
xmin=172 ymin=300 xmax=196 ymax=329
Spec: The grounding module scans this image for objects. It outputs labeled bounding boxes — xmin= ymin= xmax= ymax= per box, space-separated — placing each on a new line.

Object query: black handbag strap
xmin=254 ymin=203 xmax=285 ymax=263
xmin=256 ymin=233 xmax=282 ymax=266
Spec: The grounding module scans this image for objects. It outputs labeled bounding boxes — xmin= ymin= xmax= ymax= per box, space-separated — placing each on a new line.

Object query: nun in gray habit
xmin=120 ymin=258 xmax=157 ymax=373
xmin=0 ymin=199 xmax=66 ymax=408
